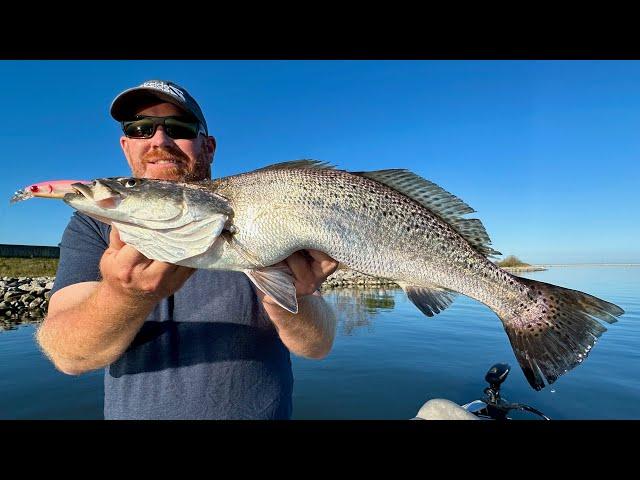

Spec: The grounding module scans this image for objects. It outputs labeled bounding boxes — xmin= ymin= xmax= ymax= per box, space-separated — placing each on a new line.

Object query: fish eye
xmin=123 ymin=179 xmax=138 ymax=188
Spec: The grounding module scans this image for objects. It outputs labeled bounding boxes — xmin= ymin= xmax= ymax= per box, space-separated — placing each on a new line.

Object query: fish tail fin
xmin=497 ymin=277 xmax=624 ymax=390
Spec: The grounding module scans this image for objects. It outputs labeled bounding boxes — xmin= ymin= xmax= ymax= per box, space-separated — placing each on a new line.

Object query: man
xmin=36 ymin=80 xmax=339 ymax=420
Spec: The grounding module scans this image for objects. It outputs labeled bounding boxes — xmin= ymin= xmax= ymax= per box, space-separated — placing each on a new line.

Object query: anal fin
xmin=397 ymin=281 xmax=457 ymax=317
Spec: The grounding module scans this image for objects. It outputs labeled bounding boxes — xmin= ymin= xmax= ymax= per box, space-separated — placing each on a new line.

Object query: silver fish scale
xmin=211 ymin=167 xmax=526 ymax=312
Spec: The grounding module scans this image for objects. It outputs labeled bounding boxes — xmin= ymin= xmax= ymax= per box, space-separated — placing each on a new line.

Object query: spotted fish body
xmin=211 ymin=166 xmax=505 ymax=296
xmin=50 ymin=161 xmax=624 ymax=390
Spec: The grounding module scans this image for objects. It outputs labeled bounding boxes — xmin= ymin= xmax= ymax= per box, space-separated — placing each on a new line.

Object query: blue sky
xmin=0 ymin=60 xmax=638 ymax=264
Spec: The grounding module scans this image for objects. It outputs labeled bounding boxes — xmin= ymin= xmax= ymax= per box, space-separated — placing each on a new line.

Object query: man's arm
xmin=257 ymin=250 xmax=339 ymax=360
xmin=36 ymin=228 xmax=195 ymax=375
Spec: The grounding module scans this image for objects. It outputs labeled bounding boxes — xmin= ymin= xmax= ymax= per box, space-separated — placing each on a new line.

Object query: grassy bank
xmin=0 ymin=257 xmax=59 ymax=277
xmin=496 ymin=255 xmax=530 ymax=268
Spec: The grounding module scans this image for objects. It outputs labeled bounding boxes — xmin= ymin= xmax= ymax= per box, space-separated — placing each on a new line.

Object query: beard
xmin=136 ymin=147 xmax=210 ymax=181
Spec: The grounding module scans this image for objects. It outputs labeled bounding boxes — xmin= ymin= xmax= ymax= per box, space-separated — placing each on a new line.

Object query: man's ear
xmin=120 ymin=136 xmax=134 ymax=171
xmin=207 ymin=135 xmax=217 ymax=163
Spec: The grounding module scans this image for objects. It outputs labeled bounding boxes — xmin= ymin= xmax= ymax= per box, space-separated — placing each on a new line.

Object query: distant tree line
xmin=495 ymin=255 xmax=530 ymax=267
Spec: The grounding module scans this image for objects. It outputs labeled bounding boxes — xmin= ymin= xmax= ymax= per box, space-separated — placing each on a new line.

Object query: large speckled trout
xmin=15 ymin=160 xmax=624 ymax=390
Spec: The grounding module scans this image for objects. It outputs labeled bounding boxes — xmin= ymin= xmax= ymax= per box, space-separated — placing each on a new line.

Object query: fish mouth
xmin=70 ymin=181 xmax=122 ymax=208
xmin=71 ymin=182 xmax=94 ymax=199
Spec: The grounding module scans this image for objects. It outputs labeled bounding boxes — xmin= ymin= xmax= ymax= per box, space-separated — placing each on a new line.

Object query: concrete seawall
xmin=0 ymin=244 xmax=59 ymax=259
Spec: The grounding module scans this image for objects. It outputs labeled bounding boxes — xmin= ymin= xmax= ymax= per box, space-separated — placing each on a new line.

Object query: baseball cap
xmin=110 ymin=80 xmax=208 ymax=135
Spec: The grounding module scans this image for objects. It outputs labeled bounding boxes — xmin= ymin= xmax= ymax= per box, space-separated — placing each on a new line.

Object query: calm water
xmin=1 ymin=266 xmax=638 ymax=419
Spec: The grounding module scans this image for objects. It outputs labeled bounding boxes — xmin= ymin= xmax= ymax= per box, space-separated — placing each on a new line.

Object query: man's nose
xmin=149 ymin=125 xmax=174 ymax=147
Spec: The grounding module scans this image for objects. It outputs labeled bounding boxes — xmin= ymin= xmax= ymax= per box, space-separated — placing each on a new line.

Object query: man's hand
xmin=257 ymin=249 xmax=339 ymax=359
xmin=100 ymin=227 xmax=196 ymax=301
xmin=258 ymin=249 xmax=339 ymax=307
xmin=38 ymin=228 xmax=198 ymax=375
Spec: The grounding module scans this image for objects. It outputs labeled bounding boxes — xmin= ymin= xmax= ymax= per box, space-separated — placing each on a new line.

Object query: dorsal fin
xmin=254 ymin=159 xmax=336 ymax=172
xmin=449 ymin=218 xmax=501 ymax=257
xmin=352 ymin=169 xmax=501 ymax=258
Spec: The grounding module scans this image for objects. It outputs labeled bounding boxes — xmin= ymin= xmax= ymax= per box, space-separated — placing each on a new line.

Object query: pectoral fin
xmin=397 ymin=281 xmax=457 ymax=317
xmin=222 ymin=231 xmax=265 ymax=268
xmin=245 ymin=265 xmax=299 ymax=314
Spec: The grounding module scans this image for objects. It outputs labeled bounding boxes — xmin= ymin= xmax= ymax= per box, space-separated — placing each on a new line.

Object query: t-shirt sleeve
xmin=50 ymin=211 xmax=111 ymax=296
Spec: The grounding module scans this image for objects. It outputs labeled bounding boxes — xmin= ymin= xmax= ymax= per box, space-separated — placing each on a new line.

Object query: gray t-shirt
xmin=51 ymin=211 xmax=293 ymax=419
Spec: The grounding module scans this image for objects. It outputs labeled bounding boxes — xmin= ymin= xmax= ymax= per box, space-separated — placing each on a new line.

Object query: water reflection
xmin=323 ymin=287 xmax=401 ymax=335
xmin=0 ymin=287 xmax=401 ymax=336
xmin=1 ymin=314 xmax=43 ymax=332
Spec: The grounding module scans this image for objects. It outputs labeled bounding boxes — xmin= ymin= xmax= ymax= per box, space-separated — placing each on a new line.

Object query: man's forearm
xmin=36 ymin=281 xmax=158 ymax=374
xmin=265 ymin=293 xmax=337 ymax=359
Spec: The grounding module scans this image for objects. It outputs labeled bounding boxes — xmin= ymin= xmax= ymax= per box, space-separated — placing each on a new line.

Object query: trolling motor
xmin=480 ymin=363 xmax=514 ymax=420
xmin=464 ymin=363 xmax=551 ymax=420
xmin=413 ymin=362 xmax=551 ymax=420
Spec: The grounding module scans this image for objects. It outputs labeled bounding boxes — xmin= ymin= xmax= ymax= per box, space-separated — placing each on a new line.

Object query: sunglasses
xmin=121 ymin=115 xmax=206 ymax=140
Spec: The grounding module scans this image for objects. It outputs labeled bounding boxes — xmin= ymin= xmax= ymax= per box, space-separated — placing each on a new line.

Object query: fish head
xmin=64 ymin=177 xmax=233 ymax=230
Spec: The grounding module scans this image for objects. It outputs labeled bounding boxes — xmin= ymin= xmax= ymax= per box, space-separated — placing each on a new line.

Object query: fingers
xmin=142 ymin=262 xmax=196 ymax=295
xmin=104 ymin=227 xmax=153 ymax=277
xmin=100 ymin=226 xmax=195 ymax=299
xmin=109 ymin=226 xmax=125 ymax=250
xmin=306 ymin=249 xmax=340 ymax=277
xmin=114 ymin=245 xmax=153 ymax=271
xmin=108 ymin=226 xmax=157 ymax=271
xmin=107 ymin=226 xmax=150 ymax=269
xmin=143 ymin=259 xmax=191 ymax=278
xmin=285 ymin=251 xmax=316 ymax=293
xmin=283 ymin=250 xmax=339 ymax=296
xmin=305 ymin=249 xmax=334 ymax=263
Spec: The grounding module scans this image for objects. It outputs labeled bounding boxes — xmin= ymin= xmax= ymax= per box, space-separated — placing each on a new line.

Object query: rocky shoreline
xmin=501 ymin=266 xmax=547 ymax=272
xmin=321 ymin=269 xmax=400 ymax=290
xmin=0 ymin=265 xmax=546 ymax=330
xmin=0 ymin=270 xmax=400 ymax=329
xmin=0 ymin=276 xmax=54 ymax=330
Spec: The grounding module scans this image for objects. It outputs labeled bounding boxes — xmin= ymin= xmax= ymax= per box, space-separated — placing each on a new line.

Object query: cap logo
xmin=141 ymin=80 xmax=186 ymax=102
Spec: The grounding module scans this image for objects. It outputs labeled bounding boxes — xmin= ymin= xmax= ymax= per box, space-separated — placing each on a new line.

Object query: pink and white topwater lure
xmin=10 ymin=180 xmax=92 ymax=204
